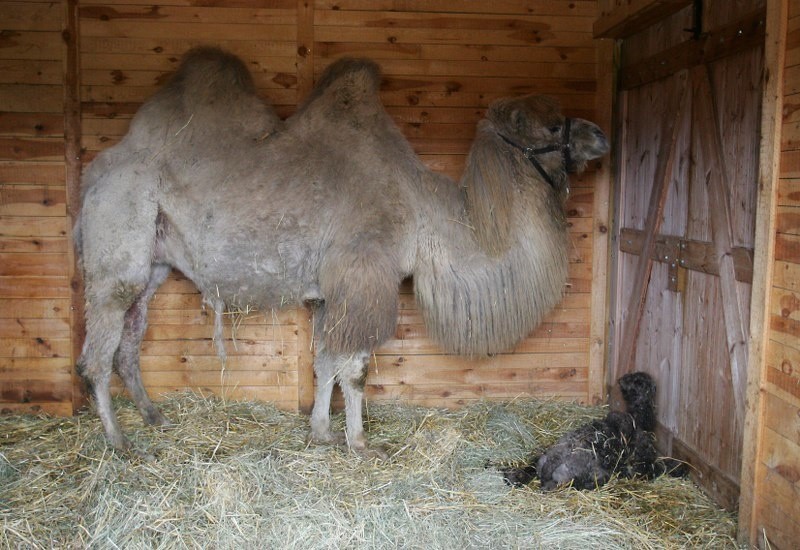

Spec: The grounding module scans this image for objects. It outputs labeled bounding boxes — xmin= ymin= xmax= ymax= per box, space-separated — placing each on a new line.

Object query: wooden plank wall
xmin=1 ymin=0 xmax=608 ymax=415
xmin=749 ymin=0 xmax=800 ymax=545
xmin=0 ymin=1 xmax=74 ymax=416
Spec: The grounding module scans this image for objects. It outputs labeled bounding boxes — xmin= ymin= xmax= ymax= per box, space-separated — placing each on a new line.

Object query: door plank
xmin=617 ymin=72 xmax=690 ymax=375
xmin=692 ymin=64 xmax=749 ymax=427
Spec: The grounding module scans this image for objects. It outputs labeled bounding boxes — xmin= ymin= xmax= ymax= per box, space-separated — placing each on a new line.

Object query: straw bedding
xmin=1 ymin=393 xmax=741 ymax=549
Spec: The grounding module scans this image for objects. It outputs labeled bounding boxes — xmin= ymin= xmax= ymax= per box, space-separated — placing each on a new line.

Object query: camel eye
xmin=548 ymin=125 xmax=561 ymax=134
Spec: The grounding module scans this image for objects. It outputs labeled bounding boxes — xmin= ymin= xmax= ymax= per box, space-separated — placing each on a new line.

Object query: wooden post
xmin=295 ymin=0 xmax=315 ymax=413
xmin=738 ymin=0 xmax=787 ymax=543
xmin=588 ymin=38 xmax=616 ymax=405
xmin=295 ymin=307 xmax=315 ymax=414
xmin=63 ymin=0 xmax=86 ymax=413
xmin=296 ymin=0 xmax=315 ymax=104
xmin=616 ymin=73 xmax=690 ymax=375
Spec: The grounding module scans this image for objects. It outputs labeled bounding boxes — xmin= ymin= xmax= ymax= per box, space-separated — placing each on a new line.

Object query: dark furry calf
xmin=503 ymin=372 xmax=687 ymax=490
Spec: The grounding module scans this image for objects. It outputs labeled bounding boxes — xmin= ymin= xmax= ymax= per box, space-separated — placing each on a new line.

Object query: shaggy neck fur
xmin=413 ymin=122 xmax=569 ymax=357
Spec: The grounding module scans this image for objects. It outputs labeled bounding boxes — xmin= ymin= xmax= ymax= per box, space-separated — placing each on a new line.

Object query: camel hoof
xmin=106 ymin=434 xmax=158 ymax=462
xmin=309 ymin=430 xmax=347 ymax=447
xmin=131 ymin=447 xmax=157 ymax=462
xmin=353 ymin=444 xmax=389 ymax=461
xmin=501 ymin=465 xmax=537 ymax=487
xmin=143 ymin=410 xmax=172 ymax=427
xmin=107 ymin=432 xmax=133 ymax=454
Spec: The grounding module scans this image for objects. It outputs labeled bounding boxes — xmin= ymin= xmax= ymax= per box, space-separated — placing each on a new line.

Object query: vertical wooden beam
xmin=296 ymin=0 xmax=315 ymax=104
xmin=738 ymin=0 xmax=787 ymax=544
xmin=63 ymin=0 xmax=86 ymax=413
xmin=608 ymin=87 xmax=630 ymax=385
xmin=692 ymin=65 xmax=750 ymax=428
xmin=296 ymin=308 xmax=315 ymax=414
xmin=616 ymin=73 xmax=690 ymax=375
xmin=588 ymin=38 xmax=616 ymax=405
xmin=295 ymin=0 xmax=315 ymax=413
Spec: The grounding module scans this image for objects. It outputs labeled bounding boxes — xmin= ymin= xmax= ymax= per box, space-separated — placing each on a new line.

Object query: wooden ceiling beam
xmin=593 ymin=0 xmax=692 ymax=39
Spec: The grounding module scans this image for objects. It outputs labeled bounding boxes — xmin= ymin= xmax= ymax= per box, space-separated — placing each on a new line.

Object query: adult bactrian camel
xmin=75 ymin=47 xmax=609 ymax=456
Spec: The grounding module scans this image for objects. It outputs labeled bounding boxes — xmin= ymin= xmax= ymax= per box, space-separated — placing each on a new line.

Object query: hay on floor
xmin=0 ymin=393 xmax=742 ymax=549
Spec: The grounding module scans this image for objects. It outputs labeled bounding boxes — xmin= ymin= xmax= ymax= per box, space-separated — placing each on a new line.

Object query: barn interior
xmin=0 ymin=0 xmax=796 ymax=547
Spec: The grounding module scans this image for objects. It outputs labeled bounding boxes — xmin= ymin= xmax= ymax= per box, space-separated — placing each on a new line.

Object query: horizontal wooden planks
xmin=771 ymin=172 xmax=800 ymax=350
xmin=0 ymin=3 xmax=64 ymax=32
xmin=81 ymin=20 xmax=296 ymax=41
xmin=768 ymin=167 xmax=800 ymax=371
xmin=314 ymin=0 xmax=598 ymax=17
xmin=755 ymin=393 xmax=800 ymax=549
xmin=78 ymin=4 xmax=297 ymax=25
xmin=0 ymin=0 xmax=71 ymax=414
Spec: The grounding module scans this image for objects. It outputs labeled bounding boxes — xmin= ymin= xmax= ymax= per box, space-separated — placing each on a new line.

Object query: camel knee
xmin=112 ymin=280 xmax=147 ymax=309
xmin=78 ymin=297 xmax=129 ymax=398
xmin=337 ymin=352 xmax=370 ymax=390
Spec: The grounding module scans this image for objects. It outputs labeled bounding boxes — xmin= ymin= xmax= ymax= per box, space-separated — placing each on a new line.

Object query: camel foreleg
xmin=309 ymin=349 xmax=343 ymax=445
xmin=309 ymin=349 xmax=386 ymax=458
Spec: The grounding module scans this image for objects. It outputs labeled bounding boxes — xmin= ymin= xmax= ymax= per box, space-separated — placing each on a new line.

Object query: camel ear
xmin=487 ymin=98 xmax=514 ymax=127
xmin=511 ymin=109 xmax=526 ymax=133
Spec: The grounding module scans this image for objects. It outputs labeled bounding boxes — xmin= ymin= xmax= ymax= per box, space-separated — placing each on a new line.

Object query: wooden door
xmin=609 ymin=23 xmax=763 ymax=508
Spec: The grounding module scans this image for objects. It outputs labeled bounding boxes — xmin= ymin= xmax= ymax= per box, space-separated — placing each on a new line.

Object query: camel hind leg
xmin=114 ymin=263 xmax=171 ymax=426
xmin=77 ymin=168 xmax=161 ymax=450
xmin=77 ymin=283 xmax=144 ymax=451
xmin=79 ymin=266 xmax=163 ymax=451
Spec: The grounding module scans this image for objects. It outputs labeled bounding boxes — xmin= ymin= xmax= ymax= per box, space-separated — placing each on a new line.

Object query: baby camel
xmin=503 ymin=372 xmax=687 ymax=490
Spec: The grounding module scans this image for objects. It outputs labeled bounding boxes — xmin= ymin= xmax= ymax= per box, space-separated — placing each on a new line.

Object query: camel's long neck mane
xmin=413 ymin=122 xmax=570 ymax=356
xmin=462 ymin=122 xmax=568 ymax=257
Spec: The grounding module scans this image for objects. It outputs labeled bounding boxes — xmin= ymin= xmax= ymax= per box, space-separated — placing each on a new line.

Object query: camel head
xmin=487 ymin=95 xmax=609 ymax=183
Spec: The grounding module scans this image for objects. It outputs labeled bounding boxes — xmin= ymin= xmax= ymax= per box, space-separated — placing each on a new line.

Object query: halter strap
xmin=497 ymin=117 xmax=573 ymax=191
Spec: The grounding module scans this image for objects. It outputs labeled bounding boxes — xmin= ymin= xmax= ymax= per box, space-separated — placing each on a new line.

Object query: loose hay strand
xmin=0 ymin=394 xmax=742 ymax=549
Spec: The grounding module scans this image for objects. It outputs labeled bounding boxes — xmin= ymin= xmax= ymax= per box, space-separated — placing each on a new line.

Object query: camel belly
xmin=159 ymin=213 xmax=321 ymax=311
